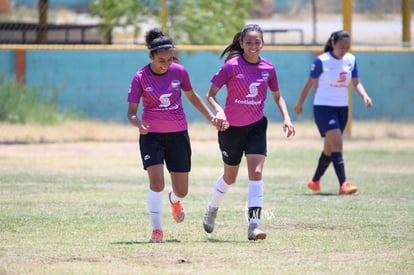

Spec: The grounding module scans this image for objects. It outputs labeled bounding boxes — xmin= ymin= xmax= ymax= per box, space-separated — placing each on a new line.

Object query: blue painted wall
xmin=0 ymin=48 xmax=413 ymax=123
xmin=0 ymin=50 xmax=15 ymax=79
xmin=15 ymin=0 xmax=90 ymax=10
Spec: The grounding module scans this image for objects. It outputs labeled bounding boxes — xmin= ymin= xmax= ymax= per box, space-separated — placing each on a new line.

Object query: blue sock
xmin=312 ymin=152 xmax=331 ymax=181
xmin=331 ymin=152 xmax=346 ymax=185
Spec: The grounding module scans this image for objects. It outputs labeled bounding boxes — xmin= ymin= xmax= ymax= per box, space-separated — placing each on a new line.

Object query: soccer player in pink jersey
xmin=294 ymin=30 xmax=373 ymax=195
xmin=202 ymin=24 xmax=295 ymax=241
xmin=127 ymin=28 xmax=217 ymax=243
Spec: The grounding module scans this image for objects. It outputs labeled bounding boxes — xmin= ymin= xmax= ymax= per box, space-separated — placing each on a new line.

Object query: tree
xmin=165 ymin=0 xmax=253 ymax=45
xmin=89 ymin=0 xmax=156 ymax=44
xmin=89 ymin=0 xmax=253 ymax=45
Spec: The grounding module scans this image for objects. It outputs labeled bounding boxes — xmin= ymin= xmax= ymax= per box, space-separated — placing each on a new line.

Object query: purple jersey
xmin=127 ymin=63 xmax=192 ymax=133
xmin=211 ymin=56 xmax=279 ymax=126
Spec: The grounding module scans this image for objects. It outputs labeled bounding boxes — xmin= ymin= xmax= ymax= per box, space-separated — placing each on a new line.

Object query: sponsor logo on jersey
xmin=246 ymin=82 xmax=260 ymax=98
xmin=159 ymin=93 xmax=173 ymax=107
xmin=337 ymin=71 xmax=347 ymax=83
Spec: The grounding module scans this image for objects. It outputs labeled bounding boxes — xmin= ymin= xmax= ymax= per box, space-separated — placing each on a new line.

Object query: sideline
xmin=1 ymin=44 xmax=413 ymax=53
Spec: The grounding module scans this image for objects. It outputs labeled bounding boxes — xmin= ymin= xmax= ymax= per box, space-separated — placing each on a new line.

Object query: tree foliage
xmin=165 ymin=0 xmax=253 ymax=45
xmin=89 ymin=0 xmax=253 ymax=45
xmin=89 ymin=0 xmax=156 ymax=44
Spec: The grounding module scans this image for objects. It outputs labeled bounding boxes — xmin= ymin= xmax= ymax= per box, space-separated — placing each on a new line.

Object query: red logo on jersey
xmin=337 ymin=72 xmax=347 ymax=83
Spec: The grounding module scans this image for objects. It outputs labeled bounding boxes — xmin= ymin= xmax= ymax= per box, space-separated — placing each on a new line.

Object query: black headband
xmin=149 ymin=44 xmax=173 ymax=52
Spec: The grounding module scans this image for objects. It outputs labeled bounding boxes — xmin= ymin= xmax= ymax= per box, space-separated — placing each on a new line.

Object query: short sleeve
xmin=352 ymin=60 xmax=359 ymax=78
xmin=310 ymin=58 xmax=323 ymax=79
xmin=127 ymin=74 xmax=142 ymax=104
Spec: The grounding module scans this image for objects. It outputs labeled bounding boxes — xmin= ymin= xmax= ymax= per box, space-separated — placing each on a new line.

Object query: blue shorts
xmin=218 ymin=116 xmax=267 ymax=166
xmin=314 ymin=105 xmax=348 ymax=137
xmin=139 ymin=130 xmax=191 ymax=172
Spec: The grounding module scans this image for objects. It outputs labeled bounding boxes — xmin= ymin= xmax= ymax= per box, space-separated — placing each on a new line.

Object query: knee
xmin=250 ymin=171 xmax=262 ymax=181
xmin=223 ymin=175 xmax=236 ymax=185
xmin=174 ymin=189 xmax=188 ymax=198
xmin=150 ymin=182 xmax=164 ymax=193
xmin=150 ymin=186 xmax=164 ymax=192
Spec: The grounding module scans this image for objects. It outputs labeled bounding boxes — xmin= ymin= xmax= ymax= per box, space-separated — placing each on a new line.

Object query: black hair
xmin=145 ymin=28 xmax=174 ymax=55
xmin=324 ymin=30 xmax=350 ymax=52
xmin=220 ymin=24 xmax=264 ymax=62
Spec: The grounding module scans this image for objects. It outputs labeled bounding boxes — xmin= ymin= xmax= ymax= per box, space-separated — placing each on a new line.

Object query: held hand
xmin=283 ymin=120 xmax=295 ymax=138
xmin=293 ymin=103 xmax=302 ymax=115
xmin=214 ymin=111 xmax=229 ymax=131
xmin=214 ymin=118 xmax=230 ymax=131
xmin=138 ymin=122 xmax=150 ymax=135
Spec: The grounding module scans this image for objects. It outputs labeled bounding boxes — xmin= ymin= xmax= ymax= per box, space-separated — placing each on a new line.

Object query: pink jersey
xmin=211 ymin=56 xmax=279 ymax=126
xmin=127 ymin=63 xmax=192 ymax=133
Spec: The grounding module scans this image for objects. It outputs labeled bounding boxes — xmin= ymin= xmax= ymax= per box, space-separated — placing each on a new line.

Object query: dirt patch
xmin=1 ymin=121 xmax=414 ymax=144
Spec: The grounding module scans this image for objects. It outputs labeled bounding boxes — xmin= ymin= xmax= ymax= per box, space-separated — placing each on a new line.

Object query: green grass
xmin=0 ymin=77 xmax=81 ymax=124
xmin=0 ymin=133 xmax=413 ymax=274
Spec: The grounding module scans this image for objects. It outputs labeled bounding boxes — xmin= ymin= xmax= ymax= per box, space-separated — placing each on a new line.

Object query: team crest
xmin=261 ymin=71 xmax=269 ymax=81
xmin=171 ymin=80 xmax=180 ymax=90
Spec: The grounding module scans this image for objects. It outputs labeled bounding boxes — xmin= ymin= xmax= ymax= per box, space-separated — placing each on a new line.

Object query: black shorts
xmin=139 ymin=130 xmax=191 ymax=172
xmin=218 ymin=116 xmax=267 ymax=166
xmin=314 ymin=105 xmax=348 ymax=137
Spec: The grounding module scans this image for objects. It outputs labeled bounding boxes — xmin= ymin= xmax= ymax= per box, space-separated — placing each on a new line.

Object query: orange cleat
xmin=149 ymin=229 xmax=163 ymax=243
xmin=169 ymin=192 xmax=185 ymax=223
xmin=339 ymin=181 xmax=358 ymax=195
xmin=307 ymin=180 xmax=321 ymax=193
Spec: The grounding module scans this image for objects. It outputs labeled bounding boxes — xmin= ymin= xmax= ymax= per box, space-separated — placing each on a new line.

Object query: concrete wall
xmin=0 ymin=46 xmax=413 ymax=123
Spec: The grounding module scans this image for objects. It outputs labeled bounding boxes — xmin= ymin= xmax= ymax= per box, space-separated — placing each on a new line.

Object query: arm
xmin=294 ymin=77 xmax=317 ymax=115
xmin=272 ymin=91 xmax=295 ymax=138
xmin=184 ymin=90 xmax=216 ymax=126
xmin=352 ymin=78 xmax=373 ymax=108
xmin=206 ymin=84 xmax=229 ymax=131
xmin=127 ymin=103 xmax=149 ymax=135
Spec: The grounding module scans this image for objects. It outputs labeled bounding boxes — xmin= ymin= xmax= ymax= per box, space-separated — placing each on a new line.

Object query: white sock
xmin=248 ymin=179 xmax=263 ymax=224
xmin=148 ymin=190 xmax=163 ymax=231
xmin=209 ymin=175 xmax=230 ymax=208
xmin=169 ymin=191 xmax=183 ymax=204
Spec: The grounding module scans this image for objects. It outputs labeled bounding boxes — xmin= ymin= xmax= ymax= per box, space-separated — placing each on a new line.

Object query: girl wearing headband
xmin=127 ymin=28 xmax=217 ymax=243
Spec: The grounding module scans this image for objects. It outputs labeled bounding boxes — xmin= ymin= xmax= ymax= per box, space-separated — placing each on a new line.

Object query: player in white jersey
xmin=294 ymin=30 xmax=373 ymax=195
xmin=127 ymin=28 xmax=217 ymax=243
xmin=202 ymin=24 xmax=295 ymax=240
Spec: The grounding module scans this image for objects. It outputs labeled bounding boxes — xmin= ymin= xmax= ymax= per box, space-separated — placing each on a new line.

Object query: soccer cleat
xmin=248 ymin=223 xmax=266 ymax=241
xmin=149 ymin=229 xmax=163 ymax=243
xmin=307 ymin=180 xmax=321 ymax=193
xmin=203 ymin=206 xmax=218 ymax=233
xmin=169 ymin=192 xmax=185 ymax=223
xmin=339 ymin=181 xmax=358 ymax=195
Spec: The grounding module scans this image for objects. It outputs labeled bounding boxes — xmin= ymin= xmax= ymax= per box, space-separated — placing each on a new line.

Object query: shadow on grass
xmin=111 ymin=239 xmax=181 ymax=245
xmin=202 ymin=238 xmax=246 ymax=243
xmin=112 ymin=238 xmax=246 ymax=244
xmin=303 ymin=192 xmax=337 ymax=196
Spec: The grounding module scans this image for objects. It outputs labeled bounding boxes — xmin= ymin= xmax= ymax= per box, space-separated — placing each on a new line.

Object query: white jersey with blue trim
xmin=310 ymin=52 xmax=358 ymax=107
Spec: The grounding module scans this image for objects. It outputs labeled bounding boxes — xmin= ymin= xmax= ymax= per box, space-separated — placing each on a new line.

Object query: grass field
xmin=0 ymin=121 xmax=413 ymax=274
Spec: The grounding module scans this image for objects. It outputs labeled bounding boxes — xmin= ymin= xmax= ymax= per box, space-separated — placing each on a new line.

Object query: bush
xmin=0 ymin=77 xmax=81 ymax=124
